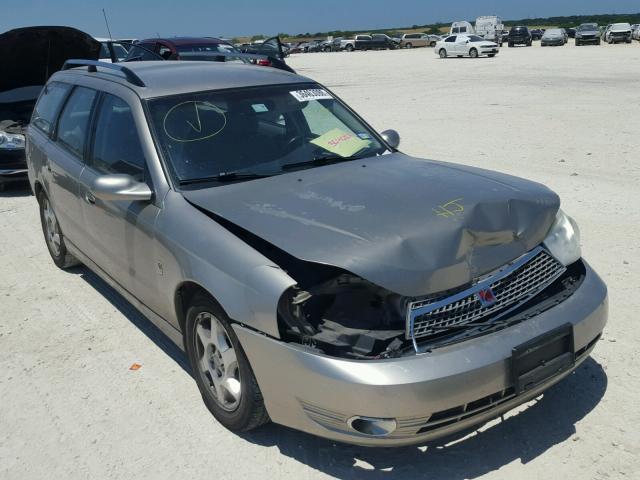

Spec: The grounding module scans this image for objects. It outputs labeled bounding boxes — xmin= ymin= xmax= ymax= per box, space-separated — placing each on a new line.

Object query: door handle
xmin=84 ymin=191 xmax=96 ymax=205
xmin=46 ymin=163 xmax=52 ymax=172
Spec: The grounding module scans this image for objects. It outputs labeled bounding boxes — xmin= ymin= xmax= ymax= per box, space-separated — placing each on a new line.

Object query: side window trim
xmin=87 ymin=92 xmax=148 ymax=182
xmin=52 ymin=85 xmax=99 ymax=161
xmin=31 ymin=81 xmax=72 ymax=138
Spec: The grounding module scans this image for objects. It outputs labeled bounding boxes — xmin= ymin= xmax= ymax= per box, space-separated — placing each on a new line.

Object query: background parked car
xmin=435 ymin=34 xmax=499 ymax=58
xmin=575 ymin=23 xmax=601 ymax=46
xmin=565 ymin=28 xmax=577 ymax=38
xmin=541 ymin=29 xmax=567 ymax=47
xmin=0 ymin=26 xmax=99 ymax=190
xmin=399 ymin=33 xmax=430 ymax=48
xmin=530 ymin=29 xmax=544 ymax=40
xmin=340 ymin=34 xmax=397 ymax=51
xmin=508 ymin=26 xmax=532 ymax=47
xmin=603 ymin=23 xmax=633 ymax=44
xmin=633 ymin=25 xmax=640 ymax=40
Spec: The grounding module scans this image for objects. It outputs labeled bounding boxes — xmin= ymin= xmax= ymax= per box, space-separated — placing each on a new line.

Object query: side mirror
xmin=92 ymin=174 xmax=152 ymax=202
xmin=380 ymin=129 xmax=401 ymax=149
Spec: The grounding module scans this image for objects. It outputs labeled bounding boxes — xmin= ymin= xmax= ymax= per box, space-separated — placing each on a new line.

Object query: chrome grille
xmin=408 ymin=247 xmax=566 ymax=342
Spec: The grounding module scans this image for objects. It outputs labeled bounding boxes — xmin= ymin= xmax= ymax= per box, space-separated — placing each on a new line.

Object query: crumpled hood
xmin=0 ymin=26 xmax=100 ymax=95
xmin=183 ymin=153 xmax=560 ymax=297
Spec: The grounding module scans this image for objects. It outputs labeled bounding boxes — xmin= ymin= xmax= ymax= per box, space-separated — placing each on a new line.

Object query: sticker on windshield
xmin=251 ymin=103 xmax=269 ymax=113
xmin=290 ymin=89 xmax=333 ymax=102
xmin=311 ymin=128 xmax=370 ymax=157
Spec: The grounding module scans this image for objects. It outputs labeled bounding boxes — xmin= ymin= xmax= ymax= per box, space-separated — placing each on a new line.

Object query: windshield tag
xmin=290 ymin=89 xmax=333 ymax=102
xmin=251 ymin=103 xmax=269 ymax=113
xmin=311 ymin=128 xmax=370 ymax=157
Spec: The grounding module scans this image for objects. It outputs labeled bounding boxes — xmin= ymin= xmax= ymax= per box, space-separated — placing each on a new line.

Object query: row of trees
xmin=244 ymin=12 xmax=640 ymax=42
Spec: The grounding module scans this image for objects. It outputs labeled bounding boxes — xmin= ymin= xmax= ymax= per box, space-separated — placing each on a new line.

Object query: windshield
xmin=147 ymin=84 xmax=387 ymax=186
xmin=578 ymin=24 xmax=598 ymax=31
xmin=545 ymin=29 xmax=563 ymax=35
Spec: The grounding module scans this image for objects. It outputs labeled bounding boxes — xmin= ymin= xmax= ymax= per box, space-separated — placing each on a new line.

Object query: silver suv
xmin=27 ymin=59 xmax=607 ymax=446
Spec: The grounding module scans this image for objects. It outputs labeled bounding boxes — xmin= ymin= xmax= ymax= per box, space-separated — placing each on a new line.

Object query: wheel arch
xmin=175 ymin=281 xmax=226 ymax=336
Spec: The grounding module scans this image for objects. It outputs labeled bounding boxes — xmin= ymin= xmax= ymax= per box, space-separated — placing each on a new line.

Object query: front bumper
xmin=577 ymin=36 xmax=600 ymax=43
xmin=542 ymin=39 xmax=565 ymax=46
xmin=0 ymin=149 xmax=28 ymax=182
xmin=235 ymin=260 xmax=608 ymax=446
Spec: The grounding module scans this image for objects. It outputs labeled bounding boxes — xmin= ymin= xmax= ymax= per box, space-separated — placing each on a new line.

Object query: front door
xmin=77 ymin=93 xmax=160 ymax=307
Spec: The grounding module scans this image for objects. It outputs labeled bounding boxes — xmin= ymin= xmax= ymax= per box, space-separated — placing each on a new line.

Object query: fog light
xmin=347 ymin=416 xmax=397 ymax=436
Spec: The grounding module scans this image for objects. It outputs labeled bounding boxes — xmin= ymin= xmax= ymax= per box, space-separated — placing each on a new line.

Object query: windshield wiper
xmin=179 ymin=171 xmax=273 ymax=186
xmin=281 ymin=154 xmax=365 ymax=171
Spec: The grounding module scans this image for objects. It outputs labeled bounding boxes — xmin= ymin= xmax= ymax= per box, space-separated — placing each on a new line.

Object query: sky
xmin=1 ymin=0 xmax=638 ymax=39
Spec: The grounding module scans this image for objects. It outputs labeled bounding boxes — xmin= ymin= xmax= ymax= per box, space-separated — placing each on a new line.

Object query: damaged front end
xmin=275 ymin=249 xmax=587 ymax=360
xmin=277 ymin=270 xmax=409 ymax=359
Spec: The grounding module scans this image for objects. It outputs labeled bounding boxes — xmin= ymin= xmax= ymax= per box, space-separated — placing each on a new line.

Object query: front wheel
xmin=469 ymin=48 xmax=478 ymax=58
xmin=508 ymin=42 xmax=514 ymax=47
xmin=345 ymin=44 xmax=354 ymax=52
xmin=38 ymin=191 xmax=80 ymax=269
xmin=488 ymin=53 xmax=496 ymax=57
xmin=185 ymin=294 xmax=269 ymax=432
xmin=439 ymin=48 xmax=447 ymax=58
xmin=405 ymin=43 xmax=412 ymax=49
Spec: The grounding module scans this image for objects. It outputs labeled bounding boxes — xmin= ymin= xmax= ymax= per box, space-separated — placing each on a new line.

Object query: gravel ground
xmin=1 ymin=42 xmax=639 ymax=479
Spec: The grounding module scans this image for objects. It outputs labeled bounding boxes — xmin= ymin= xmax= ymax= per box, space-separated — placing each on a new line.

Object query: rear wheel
xmin=38 ymin=191 xmax=80 ymax=269
xmin=430 ymin=41 xmax=436 ymax=47
xmin=439 ymin=48 xmax=447 ymax=58
xmin=405 ymin=42 xmax=412 ymax=49
xmin=345 ymin=44 xmax=354 ymax=52
xmin=469 ymin=48 xmax=478 ymax=58
xmin=185 ymin=294 xmax=269 ymax=432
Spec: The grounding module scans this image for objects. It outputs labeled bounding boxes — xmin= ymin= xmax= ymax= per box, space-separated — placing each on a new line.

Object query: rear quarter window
xmin=31 ymin=82 xmax=72 ymax=136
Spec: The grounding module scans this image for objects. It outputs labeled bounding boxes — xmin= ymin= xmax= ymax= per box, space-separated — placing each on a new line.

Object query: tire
xmin=38 ymin=191 xmax=80 ymax=269
xmin=526 ymin=41 xmax=532 ymax=47
xmin=575 ymin=40 xmax=580 ymax=46
xmin=469 ymin=48 xmax=478 ymax=58
xmin=430 ymin=41 xmax=436 ymax=47
xmin=439 ymin=48 xmax=447 ymax=58
xmin=345 ymin=44 xmax=354 ymax=52
xmin=508 ymin=42 xmax=514 ymax=47
xmin=185 ymin=294 xmax=269 ymax=432
xmin=488 ymin=53 xmax=496 ymax=57
xmin=405 ymin=43 xmax=412 ymax=49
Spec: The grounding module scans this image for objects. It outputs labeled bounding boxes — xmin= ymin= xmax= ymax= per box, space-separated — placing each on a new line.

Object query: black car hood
xmin=0 ymin=26 xmax=100 ymax=96
xmin=183 ymin=153 xmax=559 ymax=297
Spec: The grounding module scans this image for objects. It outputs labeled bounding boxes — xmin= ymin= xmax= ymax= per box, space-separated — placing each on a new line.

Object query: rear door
xmin=77 ymin=92 xmax=160 ymax=305
xmin=44 ymin=85 xmax=97 ymax=248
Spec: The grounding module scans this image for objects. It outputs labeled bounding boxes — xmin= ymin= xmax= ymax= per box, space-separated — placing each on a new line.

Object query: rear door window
xmin=90 ymin=94 xmax=145 ymax=180
xmin=445 ymin=36 xmax=457 ymax=43
xmin=31 ymin=82 xmax=72 ymax=135
xmin=55 ymin=87 xmax=97 ymax=158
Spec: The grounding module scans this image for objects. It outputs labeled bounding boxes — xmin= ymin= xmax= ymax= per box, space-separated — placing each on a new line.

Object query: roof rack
xmin=61 ymin=60 xmax=146 ymax=87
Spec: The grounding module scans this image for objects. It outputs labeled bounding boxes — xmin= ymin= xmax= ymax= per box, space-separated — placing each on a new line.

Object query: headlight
xmin=0 ymin=131 xmax=25 ymax=150
xmin=543 ymin=209 xmax=581 ymax=266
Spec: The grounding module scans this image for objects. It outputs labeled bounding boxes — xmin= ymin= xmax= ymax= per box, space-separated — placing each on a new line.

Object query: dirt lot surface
xmin=1 ymin=42 xmax=639 ymax=479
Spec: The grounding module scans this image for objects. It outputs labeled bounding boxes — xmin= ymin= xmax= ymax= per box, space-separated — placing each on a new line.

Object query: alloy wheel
xmin=42 ymin=198 xmax=62 ymax=257
xmin=194 ymin=312 xmax=241 ymax=412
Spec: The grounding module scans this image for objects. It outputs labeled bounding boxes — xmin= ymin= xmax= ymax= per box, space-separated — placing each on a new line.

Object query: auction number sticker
xmin=290 ymin=88 xmax=333 ymax=102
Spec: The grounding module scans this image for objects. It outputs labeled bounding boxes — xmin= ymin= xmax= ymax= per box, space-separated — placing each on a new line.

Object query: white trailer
xmin=474 ymin=16 xmax=505 ymax=43
xmin=449 ymin=21 xmax=475 ymax=35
